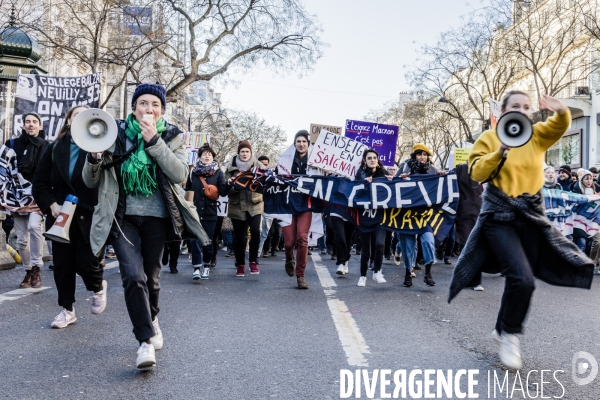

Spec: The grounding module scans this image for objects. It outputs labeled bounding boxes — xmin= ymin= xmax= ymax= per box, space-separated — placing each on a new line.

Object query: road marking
xmin=311 ymin=253 xmax=370 ymax=367
xmin=0 ymin=287 xmax=51 ymax=305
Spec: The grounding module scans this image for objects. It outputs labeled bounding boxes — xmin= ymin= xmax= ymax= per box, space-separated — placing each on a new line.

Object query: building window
xmin=546 ymin=129 xmax=581 ymax=168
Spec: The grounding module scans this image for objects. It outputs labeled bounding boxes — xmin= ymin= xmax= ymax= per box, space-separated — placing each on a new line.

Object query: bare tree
xmin=3 ymin=0 xmax=169 ymax=108
xmin=499 ymin=0 xmax=598 ymax=118
xmin=363 ymin=99 xmax=414 ymax=164
xmin=401 ymin=97 xmax=461 ymax=168
xmin=208 ymin=109 xmax=287 ymax=165
xmin=159 ymin=0 xmax=324 ymax=101
xmin=407 ymin=6 xmax=518 ymax=143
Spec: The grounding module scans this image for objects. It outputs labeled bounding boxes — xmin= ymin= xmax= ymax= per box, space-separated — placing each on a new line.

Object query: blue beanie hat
xmin=131 ymin=83 xmax=167 ymax=109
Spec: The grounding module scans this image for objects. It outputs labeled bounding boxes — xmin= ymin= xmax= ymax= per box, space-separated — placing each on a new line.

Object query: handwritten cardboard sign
xmin=308 ymin=129 xmax=367 ymax=179
xmin=344 ymin=119 xmax=399 ymax=166
xmin=453 ymin=148 xmax=471 ymax=166
xmin=309 ymin=123 xmax=342 ymax=144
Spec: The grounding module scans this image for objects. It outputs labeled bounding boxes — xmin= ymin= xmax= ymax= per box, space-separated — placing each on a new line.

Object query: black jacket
xmin=185 ymin=169 xmax=228 ymax=221
xmin=32 ymin=135 xmax=99 ymax=242
xmin=292 ymin=152 xmax=308 ymax=175
xmin=90 ymin=119 xmax=186 ymax=241
xmin=355 ymin=166 xmax=387 ymax=180
xmin=6 ymin=130 xmax=50 ymax=182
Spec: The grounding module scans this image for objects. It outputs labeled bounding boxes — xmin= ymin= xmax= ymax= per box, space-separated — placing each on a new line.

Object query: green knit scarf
xmin=121 ymin=114 xmax=166 ymax=196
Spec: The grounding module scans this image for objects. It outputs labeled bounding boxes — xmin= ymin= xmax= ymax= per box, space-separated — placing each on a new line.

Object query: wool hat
xmin=558 ymin=165 xmax=571 ymax=174
xmin=294 ymin=130 xmax=310 ymax=143
xmin=258 ymin=155 xmax=270 ymax=163
xmin=413 ymin=143 xmax=432 ymax=156
xmin=22 ymin=112 xmax=42 ymax=125
xmin=131 ymin=83 xmax=167 ymax=109
xmin=237 ymin=140 xmax=252 ymax=154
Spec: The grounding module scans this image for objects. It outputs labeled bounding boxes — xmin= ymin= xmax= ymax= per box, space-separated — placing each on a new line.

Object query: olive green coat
xmin=224 ymin=157 xmax=263 ymax=220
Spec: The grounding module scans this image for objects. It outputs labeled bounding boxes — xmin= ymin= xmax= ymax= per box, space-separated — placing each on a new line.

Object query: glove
xmin=50 ymin=202 xmax=61 ymax=218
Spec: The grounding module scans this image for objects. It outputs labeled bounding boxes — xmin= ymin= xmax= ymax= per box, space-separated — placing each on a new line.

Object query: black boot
xmin=403 ymin=268 xmax=412 ymax=287
xmin=424 ymin=263 xmax=435 ymax=286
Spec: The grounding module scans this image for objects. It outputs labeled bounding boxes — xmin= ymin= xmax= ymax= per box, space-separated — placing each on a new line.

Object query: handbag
xmin=199 ymin=176 xmax=219 ymax=201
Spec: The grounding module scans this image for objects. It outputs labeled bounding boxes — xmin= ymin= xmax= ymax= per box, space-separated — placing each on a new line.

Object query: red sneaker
xmin=249 ymin=261 xmax=260 ymax=275
xmin=236 ymin=264 xmax=245 ymax=277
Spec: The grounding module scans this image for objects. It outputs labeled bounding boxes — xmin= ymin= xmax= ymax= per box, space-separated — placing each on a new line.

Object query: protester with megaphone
xmin=32 ymin=105 xmax=106 ymax=329
xmin=449 ymin=92 xmax=594 ymax=371
xmin=82 ymin=83 xmax=209 ymax=370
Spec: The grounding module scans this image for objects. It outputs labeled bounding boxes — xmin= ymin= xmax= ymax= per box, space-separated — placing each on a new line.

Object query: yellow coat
xmin=469 ymin=109 xmax=571 ymax=197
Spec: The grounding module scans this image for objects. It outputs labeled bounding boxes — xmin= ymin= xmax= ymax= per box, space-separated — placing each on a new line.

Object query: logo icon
xmin=572 ymin=351 xmax=598 ymax=386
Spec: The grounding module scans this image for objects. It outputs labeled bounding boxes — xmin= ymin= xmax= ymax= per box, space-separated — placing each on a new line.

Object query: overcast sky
xmin=215 ymin=0 xmax=478 ymax=142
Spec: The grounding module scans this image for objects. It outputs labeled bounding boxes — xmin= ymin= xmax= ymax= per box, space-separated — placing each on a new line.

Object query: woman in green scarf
xmin=83 ymin=84 xmax=198 ymax=370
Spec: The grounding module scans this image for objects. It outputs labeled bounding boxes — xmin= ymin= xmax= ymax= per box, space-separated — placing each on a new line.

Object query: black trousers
xmin=162 ymin=241 xmax=181 ymax=267
xmin=331 ymin=216 xmax=354 ymax=266
xmin=212 ymin=217 xmax=223 ymax=261
xmin=53 ymin=219 xmax=103 ymax=309
xmin=112 ymin=216 xmax=170 ymax=342
xmin=324 ymin=215 xmax=336 ymax=255
xmin=483 ymin=218 xmax=537 ymax=334
xmin=232 ymin=213 xmax=262 ymax=265
xmin=269 ymin=219 xmax=282 ymax=252
xmin=360 ymin=229 xmax=386 ymax=276
xmin=384 ymin=231 xmax=393 ymax=257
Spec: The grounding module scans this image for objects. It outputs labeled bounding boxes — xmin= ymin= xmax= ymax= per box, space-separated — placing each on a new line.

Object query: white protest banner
xmin=308 ymin=129 xmax=366 ymax=179
xmin=489 ymin=98 xmax=501 ymax=129
xmin=217 ymin=196 xmax=229 ymax=217
xmin=309 ymin=123 xmax=342 ymax=144
xmin=13 ymin=73 xmax=102 ymax=141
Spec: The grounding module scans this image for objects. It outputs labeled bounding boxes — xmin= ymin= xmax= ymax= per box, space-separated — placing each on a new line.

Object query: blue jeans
xmin=190 ymin=219 xmax=218 ymax=265
xmin=574 ymin=236 xmax=588 ymax=254
xmin=258 ymin=216 xmax=273 ymax=255
xmin=397 ymin=231 xmax=436 ymax=270
xmin=111 ymin=215 xmax=170 ymax=342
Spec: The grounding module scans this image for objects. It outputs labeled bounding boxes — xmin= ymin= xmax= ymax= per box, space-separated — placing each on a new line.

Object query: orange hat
xmin=413 ymin=143 xmax=432 ymax=156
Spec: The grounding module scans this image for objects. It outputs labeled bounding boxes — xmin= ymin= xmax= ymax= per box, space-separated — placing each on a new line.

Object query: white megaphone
xmin=71 ymin=108 xmax=118 ymax=153
xmin=43 ymin=195 xmax=78 ymax=244
xmin=496 ymin=111 xmax=533 ymax=148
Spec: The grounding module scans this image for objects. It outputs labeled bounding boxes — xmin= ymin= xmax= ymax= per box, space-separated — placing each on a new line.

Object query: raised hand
xmin=539 ymin=94 xmax=567 ymax=114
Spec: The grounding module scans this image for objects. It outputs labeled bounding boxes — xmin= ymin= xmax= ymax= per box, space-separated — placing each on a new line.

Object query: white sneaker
xmin=394 ymin=254 xmax=401 ymax=266
xmin=411 ymin=268 xmax=416 ymax=278
xmin=473 ymin=285 xmax=484 ymax=291
xmin=491 ymin=329 xmax=501 ymax=345
xmin=192 ymin=267 xmax=201 ymax=281
xmin=51 ymin=308 xmax=77 ymax=329
xmin=136 ymin=342 xmax=156 ymax=370
xmin=373 ymin=271 xmax=387 ymax=283
xmin=91 ymin=280 xmax=107 ymax=314
xmin=343 ymin=261 xmax=349 ymax=274
xmin=494 ymin=330 xmax=522 ymax=370
xmin=200 ymin=265 xmax=210 ymax=280
xmin=357 ymin=276 xmax=367 ymax=287
xmin=150 ymin=318 xmax=163 ymax=350
xmin=336 ymin=265 xmax=345 ymax=275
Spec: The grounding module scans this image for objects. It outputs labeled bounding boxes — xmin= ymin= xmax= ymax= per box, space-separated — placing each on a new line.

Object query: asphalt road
xmin=0 ymin=248 xmax=598 ymax=400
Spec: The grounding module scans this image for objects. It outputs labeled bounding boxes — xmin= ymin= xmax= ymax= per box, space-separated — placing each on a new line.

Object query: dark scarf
xmin=407 ymin=158 xmax=432 ymax=174
xmin=193 ymin=161 xmax=218 ymax=176
xmin=292 ymin=151 xmax=308 ymax=175
xmin=448 ymin=184 xmax=594 ymax=303
xmin=17 ymin=129 xmax=46 ymax=178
